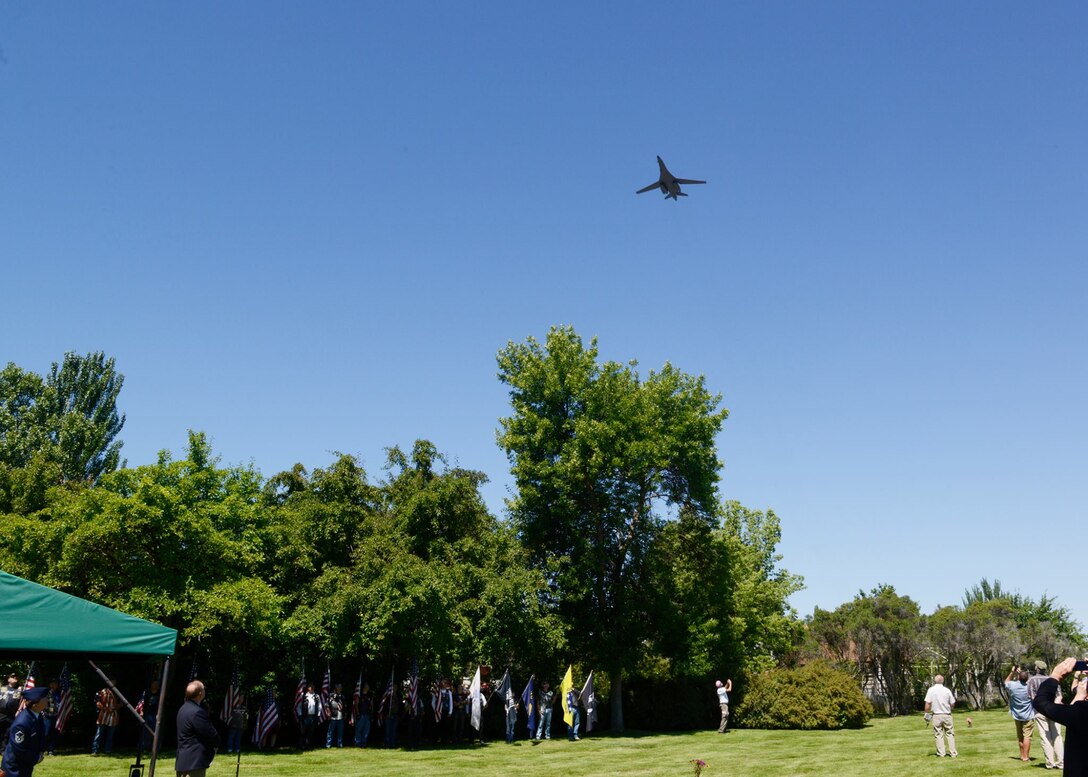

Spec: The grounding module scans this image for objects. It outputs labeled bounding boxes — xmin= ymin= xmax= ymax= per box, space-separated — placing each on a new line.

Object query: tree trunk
xmin=610 ymin=668 xmax=624 ymax=732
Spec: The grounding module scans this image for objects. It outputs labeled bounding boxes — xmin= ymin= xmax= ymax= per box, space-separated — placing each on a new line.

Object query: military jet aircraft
xmin=636 ymin=156 xmax=706 ymax=200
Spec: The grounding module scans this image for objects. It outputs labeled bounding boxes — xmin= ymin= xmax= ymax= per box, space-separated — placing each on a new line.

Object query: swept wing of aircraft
xmin=636 ymin=156 xmax=706 ymax=200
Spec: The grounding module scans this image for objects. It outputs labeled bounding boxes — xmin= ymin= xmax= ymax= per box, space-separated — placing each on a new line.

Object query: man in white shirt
xmin=715 ymin=679 xmax=733 ymax=734
xmin=923 ymin=675 xmax=958 ymax=758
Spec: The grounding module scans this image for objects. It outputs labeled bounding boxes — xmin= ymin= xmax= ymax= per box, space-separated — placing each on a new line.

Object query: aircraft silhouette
xmin=636 ymin=156 xmax=706 ymax=200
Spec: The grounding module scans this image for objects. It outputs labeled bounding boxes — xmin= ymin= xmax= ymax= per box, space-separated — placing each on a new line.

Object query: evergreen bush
xmin=735 ymin=661 xmax=872 ymax=730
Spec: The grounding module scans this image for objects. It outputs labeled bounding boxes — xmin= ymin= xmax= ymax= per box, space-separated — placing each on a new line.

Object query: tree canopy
xmin=496 ymin=325 xmax=728 ymax=729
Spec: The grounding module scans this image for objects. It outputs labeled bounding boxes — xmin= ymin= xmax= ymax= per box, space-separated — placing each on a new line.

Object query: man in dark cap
xmin=2 ymin=686 xmax=49 ymax=777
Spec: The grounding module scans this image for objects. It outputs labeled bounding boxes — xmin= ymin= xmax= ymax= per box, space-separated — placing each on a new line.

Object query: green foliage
xmin=647 ymin=502 xmax=803 ymax=682
xmin=0 ymin=430 xmax=282 ymax=663
xmin=808 ymin=585 xmax=922 ymax=715
xmin=736 ymin=661 xmax=873 ymax=730
xmin=0 ymin=353 xmax=125 ymax=513
xmin=0 ymin=353 xmax=124 ymax=483
xmin=496 ymin=325 xmax=727 ymax=727
xmin=267 ymin=441 xmax=563 ymax=677
xmin=922 ymin=583 xmax=1085 ymax=709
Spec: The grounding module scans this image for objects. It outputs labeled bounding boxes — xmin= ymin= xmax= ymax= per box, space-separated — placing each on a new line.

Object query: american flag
xmin=252 ymin=688 xmax=279 ymax=747
xmin=318 ymin=665 xmax=331 ymax=723
xmin=55 ymin=664 xmax=73 ymax=733
xmin=221 ymin=667 xmax=242 ymax=720
xmin=348 ymin=671 xmax=362 ymax=727
xmin=17 ymin=664 xmax=35 ymax=713
xmin=406 ymin=659 xmax=419 ymax=714
xmin=292 ymin=671 xmax=306 ymax=722
xmin=135 ymin=691 xmax=146 ymax=717
xmin=377 ymin=669 xmax=394 ymax=725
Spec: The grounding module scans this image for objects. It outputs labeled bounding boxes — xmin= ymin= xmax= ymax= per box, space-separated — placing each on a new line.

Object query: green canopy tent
xmin=0 ymin=570 xmax=177 ymax=777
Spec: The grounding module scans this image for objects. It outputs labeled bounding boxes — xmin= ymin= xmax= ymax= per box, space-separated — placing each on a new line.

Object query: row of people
xmin=260 ymin=676 xmax=590 ymax=751
xmin=924 ymin=657 xmax=1086 ymax=774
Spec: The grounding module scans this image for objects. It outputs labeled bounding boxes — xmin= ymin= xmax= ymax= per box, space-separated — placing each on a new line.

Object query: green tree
xmin=962 ymin=577 xmax=1084 ymax=659
xmin=0 ymin=353 xmax=125 ymax=511
xmin=44 ymin=352 xmax=126 ymax=482
xmin=0 ymin=431 xmax=282 ymax=665
xmin=648 ymin=501 xmax=803 ymax=681
xmin=269 ymin=441 xmax=562 ymax=677
xmin=810 ymin=586 xmax=923 ymax=715
xmin=717 ymin=501 xmax=805 ymax=672
xmin=497 ymin=326 xmax=728 ymax=730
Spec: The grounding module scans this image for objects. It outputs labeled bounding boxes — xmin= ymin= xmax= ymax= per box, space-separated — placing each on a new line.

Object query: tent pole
xmin=87 ymin=659 xmax=155 ymax=735
xmin=148 ymin=656 xmax=171 ymax=777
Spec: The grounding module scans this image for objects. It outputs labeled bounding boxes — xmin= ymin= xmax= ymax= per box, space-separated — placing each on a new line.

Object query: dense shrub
xmin=734 ymin=661 xmax=872 ymax=730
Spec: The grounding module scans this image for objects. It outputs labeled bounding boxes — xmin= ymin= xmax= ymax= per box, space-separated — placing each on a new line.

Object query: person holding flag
xmin=319 ymin=665 xmax=332 ymax=727
xmin=53 ymin=665 xmax=73 ymax=741
xmin=91 ymin=685 xmax=119 ymax=755
xmin=252 ymin=688 xmax=279 ymax=751
xmin=560 ymin=666 xmax=580 ymax=742
xmin=493 ymin=669 xmax=518 ymax=744
xmin=534 ymin=680 xmax=554 ymax=741
xmin=435 ymin=678 xmax=455 ymax=744
xmin=226 ymin=693 xmax=247 ymax=754
xmin=521 ymin=676 xmax=537 ymax=742
xmin=42 ymin=678 xmax=61 ymax=756
xmin=353 ymin=680 xmax=372 ymax=748
xmin=379 ymin=670 xmax=398 ymax=748
xmin=296 ymin=682 xmax=321 ymax=749
xmin=326 ymin=682 xmax=345 ymax=748
xmin=452 ymin=680 xmax=468 ymax=744
xmin=469 ymin=667 xmax=484 ymax=743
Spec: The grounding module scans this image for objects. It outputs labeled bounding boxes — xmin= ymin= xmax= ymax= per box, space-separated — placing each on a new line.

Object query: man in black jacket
xmin=1031 ymin=657 xmax=1087 ymax=777
xmin=175 ymin=681 xmax=221 ymax=777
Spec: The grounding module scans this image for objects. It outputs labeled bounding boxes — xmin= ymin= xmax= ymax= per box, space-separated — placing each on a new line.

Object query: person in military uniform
xmin=2 ymin=686 xmax=50 ymax=777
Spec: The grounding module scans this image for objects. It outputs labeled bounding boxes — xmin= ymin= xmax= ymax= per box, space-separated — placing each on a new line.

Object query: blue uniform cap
xmin=22 ymin=686 xmax=49 ymax=703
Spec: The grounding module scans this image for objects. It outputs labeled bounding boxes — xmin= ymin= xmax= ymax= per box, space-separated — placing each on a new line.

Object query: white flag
xmin=470 ymin=666 xmax=482 ymax=732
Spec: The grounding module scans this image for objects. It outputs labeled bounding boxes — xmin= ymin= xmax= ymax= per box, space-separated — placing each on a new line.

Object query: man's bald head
xmin=185 ymin=680 xmax=206 ymax=701
xmin=934 ymin=674 xmax=945 ymax=684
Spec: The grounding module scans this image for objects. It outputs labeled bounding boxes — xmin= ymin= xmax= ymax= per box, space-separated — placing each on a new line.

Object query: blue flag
xmin=521 ymin=675 xmax=536 ymax=737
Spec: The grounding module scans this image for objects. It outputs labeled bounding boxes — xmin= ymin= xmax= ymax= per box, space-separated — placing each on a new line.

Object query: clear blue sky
xmin=3 ymin=2 xmax=1086 ymax=630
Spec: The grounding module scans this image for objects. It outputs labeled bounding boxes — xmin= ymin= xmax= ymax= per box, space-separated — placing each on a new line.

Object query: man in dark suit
xmin=1 ymin=686 xmax=49 ymax=777
xmin=175 ymin=680 xmax=221 ymax=777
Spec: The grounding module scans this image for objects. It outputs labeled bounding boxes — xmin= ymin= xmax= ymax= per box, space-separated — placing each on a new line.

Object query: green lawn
xmin=35 ymin=709 xmax=1045 ymax=777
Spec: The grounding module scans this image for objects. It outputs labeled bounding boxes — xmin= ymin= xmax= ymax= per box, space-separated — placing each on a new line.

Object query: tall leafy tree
xmin=648 ymin=501 xmax=803 ymax=680
xmin=497 ymin=325 xmax=727 ymax=730
xmin=0 ymin=353 xmax=125 ymax=512
xmin=44 ymin=351 xmax=126 ymax=483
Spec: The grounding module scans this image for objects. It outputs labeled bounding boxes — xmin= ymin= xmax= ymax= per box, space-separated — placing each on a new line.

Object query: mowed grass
xmin=35 ymin=709 xmax=1043 ymax=777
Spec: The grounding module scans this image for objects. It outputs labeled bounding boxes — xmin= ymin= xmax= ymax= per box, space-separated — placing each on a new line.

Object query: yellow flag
xmin=560 ymin=664 xmax=574 ymax=726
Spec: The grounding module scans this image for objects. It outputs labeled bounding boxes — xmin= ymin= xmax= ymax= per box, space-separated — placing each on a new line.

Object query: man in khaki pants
xmin=1026 ymin=661 xmax=1064 ymax=770
xmin=923 ymin=675 xmax=958 ymax=758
